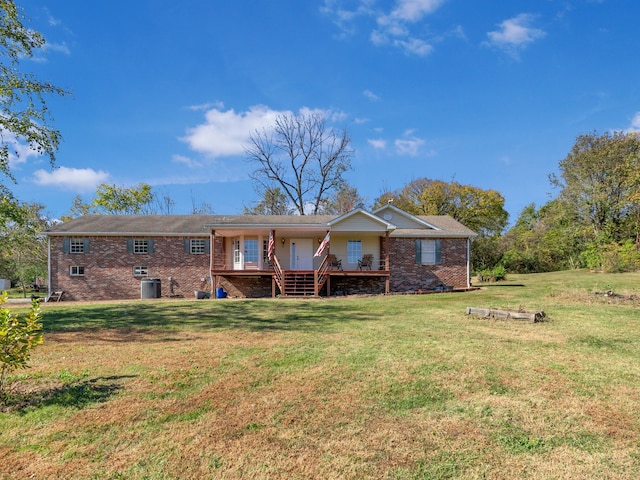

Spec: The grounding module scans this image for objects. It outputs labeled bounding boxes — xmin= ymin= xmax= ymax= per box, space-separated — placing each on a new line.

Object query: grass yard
xmin=1 ymin=270 xmax=639 ymax=479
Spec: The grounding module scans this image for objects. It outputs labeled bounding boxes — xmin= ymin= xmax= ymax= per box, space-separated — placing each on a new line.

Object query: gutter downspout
xmin=47 ymin=236 xmax=52 ymax=296
xmin=466 ymin=237 xmax=471 ymax=288
xmin=214 ymin=229 xmax=217 ymax=298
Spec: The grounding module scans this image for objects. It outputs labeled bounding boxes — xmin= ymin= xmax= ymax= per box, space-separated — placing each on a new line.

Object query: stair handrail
xmin=272 ymin=255 xmax=284 ymax=294
xmin=316 ymin=254 xmax=330 ymax=294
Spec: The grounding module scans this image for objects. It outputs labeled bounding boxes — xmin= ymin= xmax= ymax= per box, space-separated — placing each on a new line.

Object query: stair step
xmin=283 ymin=273 xmax=316 ymax=296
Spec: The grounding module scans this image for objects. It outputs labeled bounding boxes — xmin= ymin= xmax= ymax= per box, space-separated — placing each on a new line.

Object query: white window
xmin=416 ymin=239 xmax=442 ymax=265
xmin=70 ymin=266 xmax=85 ymax=276
xmin=190 ymin=239 xmax=206 ymax=254
xmin=347 ymin=240 xmax=362 ymax=264
xmin=233 ymin=239 xmax=241 ymax=264
xmin=244 ymin=239 xmax=258 ymax=263
xmin=70 ymin=239 xmax=85 ymax=253
xmin=133 ymin=266 xmax=148 ymax=276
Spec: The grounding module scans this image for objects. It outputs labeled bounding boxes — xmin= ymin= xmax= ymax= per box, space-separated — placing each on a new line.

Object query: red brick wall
xmin=50 ymin=236 xmax=211 ymax=301
xmin=216 ymin=276 xmax=273 ymax=298
xmin=389 ymin=237 xmax=469 ymax=292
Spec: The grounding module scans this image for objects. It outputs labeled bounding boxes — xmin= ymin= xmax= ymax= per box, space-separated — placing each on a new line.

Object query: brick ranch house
xmin=44 ymin=204 xmax=477 ymax=301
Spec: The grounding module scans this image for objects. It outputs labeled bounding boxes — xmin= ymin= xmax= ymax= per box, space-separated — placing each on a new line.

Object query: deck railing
xmin=315 ymin=255 xmax=330 ymax=295
xmin=272 ymin=256 xmax=284 ymax=295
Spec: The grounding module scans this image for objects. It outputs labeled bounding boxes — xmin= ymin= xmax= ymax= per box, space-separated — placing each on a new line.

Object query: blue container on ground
xmin=216 ymin=287 xmax=227 ymax=298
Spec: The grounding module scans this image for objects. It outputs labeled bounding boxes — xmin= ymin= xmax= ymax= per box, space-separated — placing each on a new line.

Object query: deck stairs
xmin=282 ymin=271 xmax=316 ymax=296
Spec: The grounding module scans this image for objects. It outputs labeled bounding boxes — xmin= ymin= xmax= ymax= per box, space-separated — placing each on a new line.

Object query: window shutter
xmin=63 ymin=238 xmax=70 ymax=253
xmin=184 ymin=238 xmax=191 ymax=253
xmin=415 ymin=239 xmax=422 ymax=264
xmin=435 ymin=239 xmax=442 ymax=264
xmin=83 ymin=238 xmax=90 ymax=253
xmin=204 ymin=239 xmax=210 ymax=254
xmin=147 ymin=239 xmax=154 ymax=253
xmin=127 ymin=238 xmax=133 ymax=253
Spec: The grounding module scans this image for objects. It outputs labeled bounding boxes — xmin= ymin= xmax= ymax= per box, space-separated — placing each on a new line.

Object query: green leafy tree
xmin=63 ymin=186 xmax=180 ymax=219
xmin=320 ymin=183 xmax=366 ymax=215
xmin=92 ymin=183 xmax=155 ymax=215
xmin=374 ymin=178 xmax=508 ymax=237
xmin=547 ymin=131 xmax=640 ymax=271
xmin=500 ymin=200 xmax=585 ymax=273
xmin=0 ymin=202 xmax=49 ymax=296
xmin=63 ymin=183 xmax=156 ymax=218
xmin=550 ymin=131 xmax=640 ymax=241
xmin=246 ymin=111 xmax=353 ymax=215
xmin=0 ymin=293 xmax=43 ymax=396
xmin=244 ymin=187 xmax=292 ymax=215
xmin=0 ymin=1 xmax=68 ymax=216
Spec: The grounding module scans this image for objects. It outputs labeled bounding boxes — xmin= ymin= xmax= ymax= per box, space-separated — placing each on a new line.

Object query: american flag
xmin=268 ymin=230 xmax=275 ymax=260
xmin=314 ymin=231 xmax=330 ymax=257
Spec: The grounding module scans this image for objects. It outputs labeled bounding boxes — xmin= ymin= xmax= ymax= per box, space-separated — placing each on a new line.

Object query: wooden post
xmin=385 ymin=231 xmax=390 ymax=294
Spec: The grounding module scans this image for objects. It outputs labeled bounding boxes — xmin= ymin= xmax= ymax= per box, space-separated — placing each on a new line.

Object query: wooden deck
xmin=210 ymin=269 xmax=389 ymax=277
xmin=211 ymin=268 xmax=390 ymax=297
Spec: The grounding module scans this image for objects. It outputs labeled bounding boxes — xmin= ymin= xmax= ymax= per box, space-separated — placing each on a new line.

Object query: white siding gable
xmin=330 ymin=211 xmax=390 ymax=232
xmin=373 ymin=205 xmax=437 ymax=230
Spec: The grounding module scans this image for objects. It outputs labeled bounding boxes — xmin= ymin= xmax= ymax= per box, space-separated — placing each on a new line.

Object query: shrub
xmin=0 ymin=293 xmax=43 ymax=397
xmin=478 ymin=265 xmax=507 ymax=282
xmin=582 ymin=240 xmax=640 ymax=273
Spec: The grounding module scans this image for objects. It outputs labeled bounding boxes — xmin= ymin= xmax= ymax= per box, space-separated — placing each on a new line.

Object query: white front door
xmin=233 ymin=238 xmax=242 ymax=270
xmin=290 ymin=239 xmax=313 ymax=270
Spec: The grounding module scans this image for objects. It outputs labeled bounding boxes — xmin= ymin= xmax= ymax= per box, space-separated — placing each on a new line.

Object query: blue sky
xmin=8 ymin=0 xmax=640 ymax=224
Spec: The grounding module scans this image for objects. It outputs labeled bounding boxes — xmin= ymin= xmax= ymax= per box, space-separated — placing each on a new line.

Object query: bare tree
xmin=246 ymin=112 xmax=353 ymax=215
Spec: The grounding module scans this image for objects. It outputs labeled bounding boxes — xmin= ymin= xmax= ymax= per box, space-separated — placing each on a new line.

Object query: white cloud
xmin=485 ymin=13 xmax=546 ymax=57
xmin=2 ymin=130 xmax=41 ymax=167
xmin=368 ymin=138 xmax=387 ymax=149
xmin=33 ymin=166 xmax=110 ymax=191
xmin=181 ymin=105 xmax=348 ymax=159
xmin=181 ymin=105 xmax=287 ymax=158
xmin=323 ymin=0 xmax=445 ymax=56
xmin=393 ymin=37 xmax=433 ymax=56
xmin=390 ymin=0 xmax=446 ymax=22
xmin=629 ymin=112 xmax=640 ymax=132
xmin=172 ymin=154 xmax=203 ymax=169
xmin=185 ymin=101 xmax=224 ymax=112
xmin=395 ymin=133 xmax=425 ymax=156
xmin=363 ymin=89 xmax=380 ymax=101
xmin=44 ymin=42 xmax=71 ymax=55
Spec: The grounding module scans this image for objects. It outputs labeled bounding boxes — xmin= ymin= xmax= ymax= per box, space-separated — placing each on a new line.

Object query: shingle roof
xmin=46 ymin=215 xmax=216 ymax=236
xmin=204 ymin=215 xmax=336 ymax=226
xmin=45 ymin=213 xmax=476 ymax=237
xmin=414 ymin=216 xmax=477 ymax=237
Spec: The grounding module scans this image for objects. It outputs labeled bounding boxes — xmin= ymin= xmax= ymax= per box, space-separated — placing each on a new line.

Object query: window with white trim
xmin=233 ymin=239 xmax=241 ymax=264
xmin=70 ymin=266 xmax=85 ymax=276
xmin=190 ymin=239 xmax=206 ymax=254
xmin=416 ymin=239 xmax=442 ymax=265
xmin=133 ymin=266 xmax=148 ymax=276
xmin=347 ymin=240 xmax=362 ymax=264
xmin=244 ymin=239 xmax=258 ymax=263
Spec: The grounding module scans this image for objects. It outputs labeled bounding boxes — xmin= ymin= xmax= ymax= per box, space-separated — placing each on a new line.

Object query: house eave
xmin=45 ymin=231 xmax=209 ymax=237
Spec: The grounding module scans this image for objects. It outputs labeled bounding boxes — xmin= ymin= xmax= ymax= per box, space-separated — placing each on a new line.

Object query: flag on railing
xmin=268 ymin=230 xmax=275 ymax=260
xmin=314 ymin=231 xmax=330 ymax=257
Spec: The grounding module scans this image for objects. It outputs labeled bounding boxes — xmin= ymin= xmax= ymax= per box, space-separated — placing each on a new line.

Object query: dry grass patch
xmin=1 ymin=271 xmax=639 ymax=478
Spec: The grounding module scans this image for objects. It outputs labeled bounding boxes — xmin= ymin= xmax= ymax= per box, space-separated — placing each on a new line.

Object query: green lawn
xmin=1 ymin=270 xmax=639 ymax=479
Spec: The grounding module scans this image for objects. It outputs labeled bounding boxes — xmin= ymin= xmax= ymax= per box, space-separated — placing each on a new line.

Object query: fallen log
xmin=466 ymin=307 xmax=545 ymax=323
